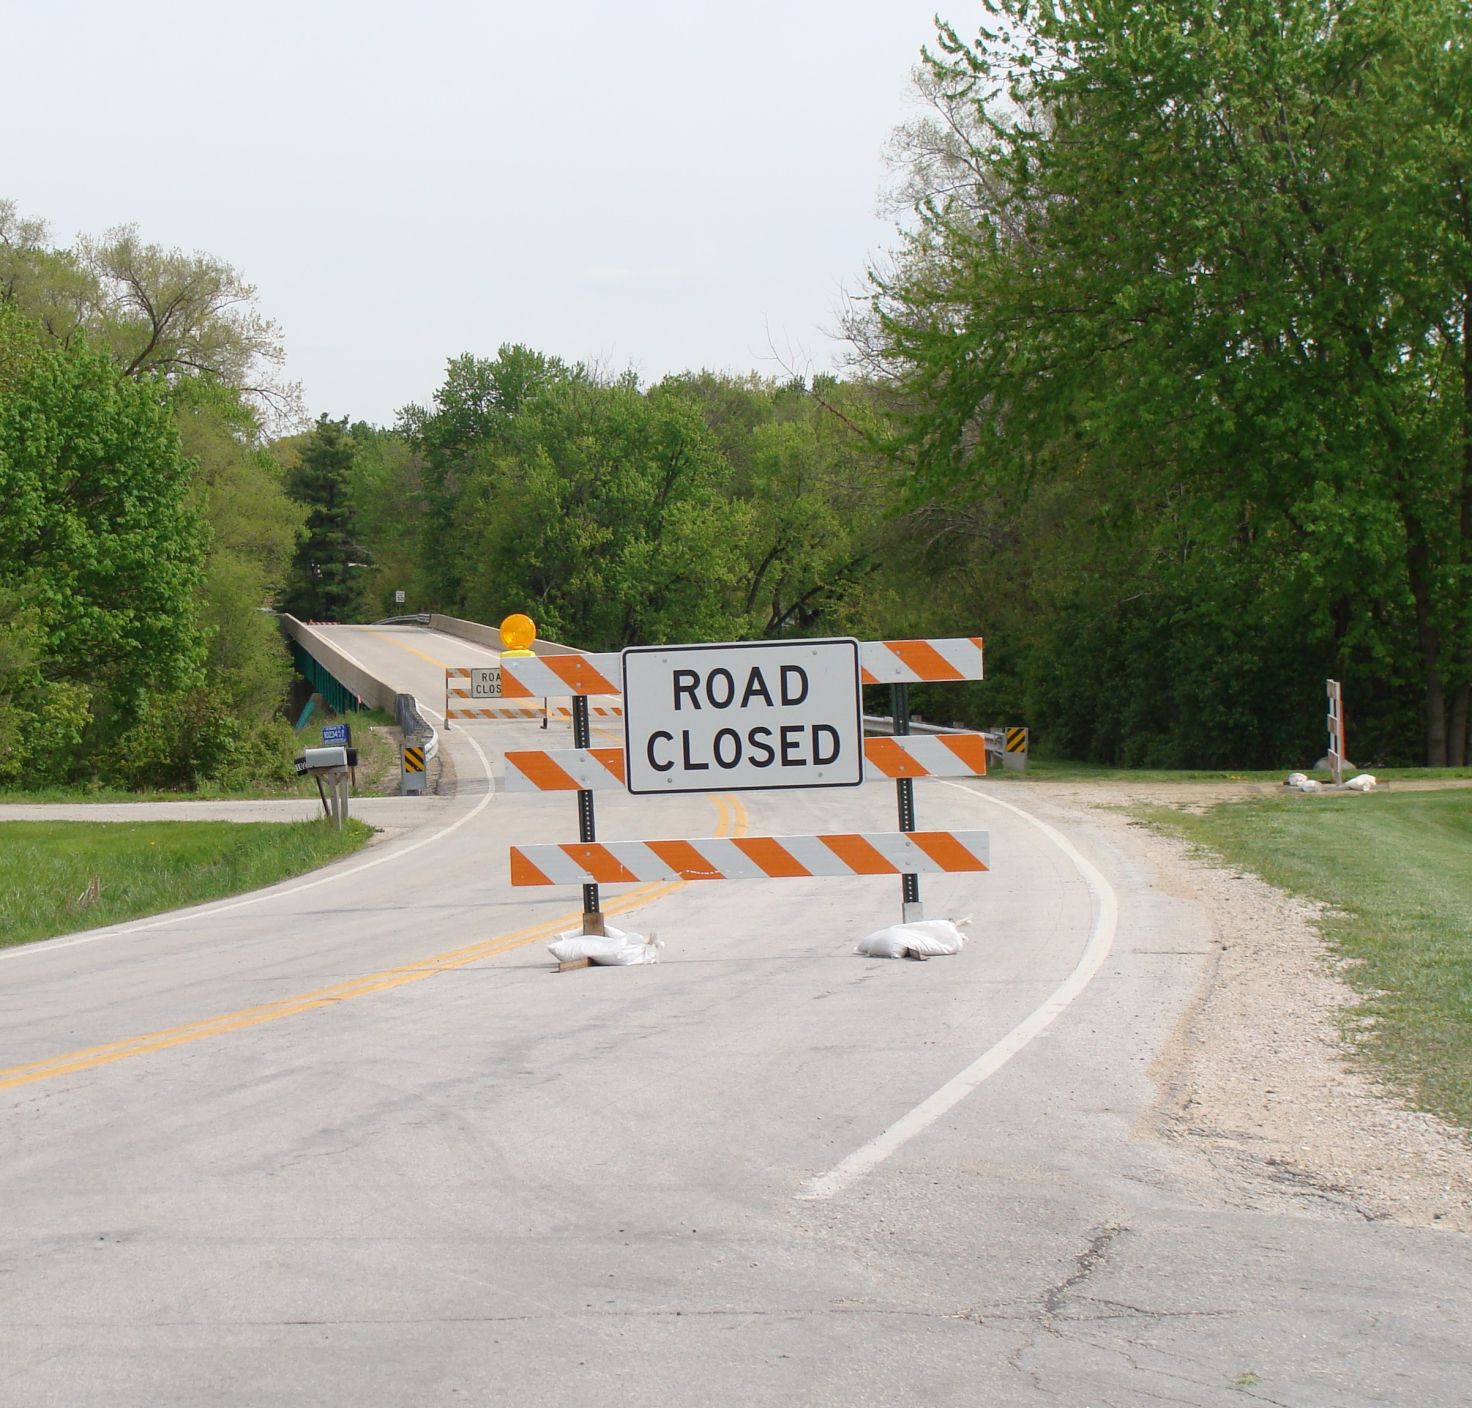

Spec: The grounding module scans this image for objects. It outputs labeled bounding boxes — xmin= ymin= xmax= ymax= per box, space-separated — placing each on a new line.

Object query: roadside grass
xmin=1143 ymin=788 xmax=1472 ymax=1131
xmin=0 ymin=819 xmax=375 ymax=948
xmin=292 ymin=708 xmax=403 ymax=801
xmin=998 ymin=758 xmax=1472 ymax=784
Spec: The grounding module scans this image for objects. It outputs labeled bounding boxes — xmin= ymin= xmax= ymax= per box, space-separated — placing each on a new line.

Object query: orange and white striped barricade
xmin=860 ymin=733 xmax=988 ymax=780
xmin=503 ymin=733 xmax=989 ymax=793
xmin=510 ymin=830 xmax=989 ymax=886
xmin=496 ymin=639 xmax=988 ymax=709
xmin=499 ymin=637 xmax=988 ymax=932
xmin=541 ymin=701 xmax=625 ymax=721
xmin=859 ymin=639 xmax=985 ymax=918
xmin=496 ymin=651 xmax=625 ymax=930
xmin=859 ymin=637 xmax=985 ymax=685
xmin=443 ymin=665 xmax=549 ymax=726
xmin=499 ymin=652 xmax=623 ymax=700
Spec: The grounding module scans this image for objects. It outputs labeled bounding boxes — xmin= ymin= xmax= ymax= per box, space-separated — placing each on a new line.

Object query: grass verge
xmin=0 ymin=818 xmax=375 ymax=948
xmin=1144 ymin=788 xmax=1472 ymax=1130
xmin=294 ymin=710 xmax=404 ymax=797
xmin=1000 ymin=759 xmax=1472 ymax=784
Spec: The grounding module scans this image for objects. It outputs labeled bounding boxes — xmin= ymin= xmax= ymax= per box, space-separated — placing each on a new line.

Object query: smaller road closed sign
xmin=622 ymin=638 xmax=863 ymax=794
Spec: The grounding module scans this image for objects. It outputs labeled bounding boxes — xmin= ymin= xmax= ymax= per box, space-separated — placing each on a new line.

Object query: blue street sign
xmin=322 ymin=723 xmax=350 ymax=744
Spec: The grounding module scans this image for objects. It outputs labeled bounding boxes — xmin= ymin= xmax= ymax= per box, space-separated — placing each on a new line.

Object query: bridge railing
xmin=282 ymin=616 xmax=439 ymax=762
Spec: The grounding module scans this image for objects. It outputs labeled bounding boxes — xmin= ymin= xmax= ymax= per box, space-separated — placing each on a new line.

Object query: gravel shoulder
xmin=1020 ymin=778 xmax=1472 ymax=1231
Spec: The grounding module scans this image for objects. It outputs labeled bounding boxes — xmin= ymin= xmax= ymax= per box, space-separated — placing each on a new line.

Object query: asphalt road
xmin=1 ymin=624 xmax=1468 ymax=1406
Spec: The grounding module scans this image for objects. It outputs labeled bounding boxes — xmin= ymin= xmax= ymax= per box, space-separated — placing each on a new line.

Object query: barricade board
xmin=858 ymin=637 xmax=985 ymax=685
xmin=498 ymin=637 xmax=986 ymax=699
xmin=503 ymin=733 xmax=989 ymax=792
xmin=510 ymin=830 xmax=990 ymax=885
xmin=500 ymin=653 xmax=622 ymax=699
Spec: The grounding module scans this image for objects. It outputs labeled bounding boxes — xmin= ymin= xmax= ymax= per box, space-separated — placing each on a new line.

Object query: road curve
xmin=1 ymin=624 xmax=1468 ymax=1407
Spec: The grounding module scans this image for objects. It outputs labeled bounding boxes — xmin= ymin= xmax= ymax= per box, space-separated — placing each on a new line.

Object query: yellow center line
xmin=1 ymin=791 xmax=750 ymax=1093
xmin=380 ymin=632 xmax=469 ymax=672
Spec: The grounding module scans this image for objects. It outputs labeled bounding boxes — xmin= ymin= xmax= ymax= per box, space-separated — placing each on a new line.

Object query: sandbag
xmin=856 ymin=917 xmax=968 ymax=959
xmin=547 ymin=925 xmax=663 ymax=965
xmin=1343 ymin=773 xmax=1377 ymax=791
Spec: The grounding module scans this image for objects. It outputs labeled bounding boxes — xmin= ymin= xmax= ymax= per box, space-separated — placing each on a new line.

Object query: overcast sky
xmin=4 ymin=1 xmax=963 ymax=426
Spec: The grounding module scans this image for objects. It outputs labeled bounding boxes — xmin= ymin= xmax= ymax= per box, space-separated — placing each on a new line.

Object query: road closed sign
xmin=622 ymin=639 xmax=863 ymax=794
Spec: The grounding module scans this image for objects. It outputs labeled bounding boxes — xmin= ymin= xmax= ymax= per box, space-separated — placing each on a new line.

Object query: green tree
xmin=345 ymin=422 xmax=423 ymax=617
xmin=279 ymin=415 xmax=367 ymax=622
xmin=457 ymin=379 xmax=744 ymax=648
xmin=398 ymin=346 xmax=582 ymax=609
xmin=867 ymin=0 xmax=1472 ymax=765
xmin=0 ymin=307 xmax=207 ymax=780
xmin=1 ymin=206 xmax=310 ymax=787
xmin=655 ymin=373 xmax=894 ymax=639
xmin=173 ymin=379 xmax=303 ymax=711
xmin=1 ymin=201 xmax=298 ymax=426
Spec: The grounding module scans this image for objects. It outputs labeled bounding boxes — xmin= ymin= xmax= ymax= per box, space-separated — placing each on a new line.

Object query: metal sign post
xmin=572 ymin=693 xmax=604 ymax=935
xmin=891 ymin=682 xmax=923 ymax=921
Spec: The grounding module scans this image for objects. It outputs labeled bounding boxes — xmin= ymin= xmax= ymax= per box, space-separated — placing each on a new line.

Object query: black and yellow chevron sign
xmin=1005 ymin=727 xmax=1029 ymax=753
xmin=403 ymin=746 xmax=425 ymax=773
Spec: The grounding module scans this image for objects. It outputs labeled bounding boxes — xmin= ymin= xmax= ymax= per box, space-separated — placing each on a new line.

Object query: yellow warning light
xmin=499 ymin=613 xmax=537 ymax=656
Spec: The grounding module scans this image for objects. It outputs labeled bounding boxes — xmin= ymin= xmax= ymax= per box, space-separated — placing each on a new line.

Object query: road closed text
xmin=622 ymin=640 xmax=864 ymax=794
xmin=646 ymin=720 xmax=844 ymax=774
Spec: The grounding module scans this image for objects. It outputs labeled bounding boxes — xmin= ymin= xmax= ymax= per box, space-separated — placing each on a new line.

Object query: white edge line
xmin=0 ymin=690 xmax=496 ymax=964
xmin=797 ymin=779 xmax=1119 ymax=1201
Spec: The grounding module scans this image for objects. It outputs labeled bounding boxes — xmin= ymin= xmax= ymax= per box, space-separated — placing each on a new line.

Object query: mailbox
xmin=303 ymin=746 xmax=348 ymax=770
xmin=293 ymin=745 xmax=358 ymax=830
xmin=294 ymin=747 xmax=358 ymax=775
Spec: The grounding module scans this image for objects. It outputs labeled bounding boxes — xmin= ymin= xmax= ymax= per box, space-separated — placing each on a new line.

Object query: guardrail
xmin=395 ymin=692 xmax=439 ymax=763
